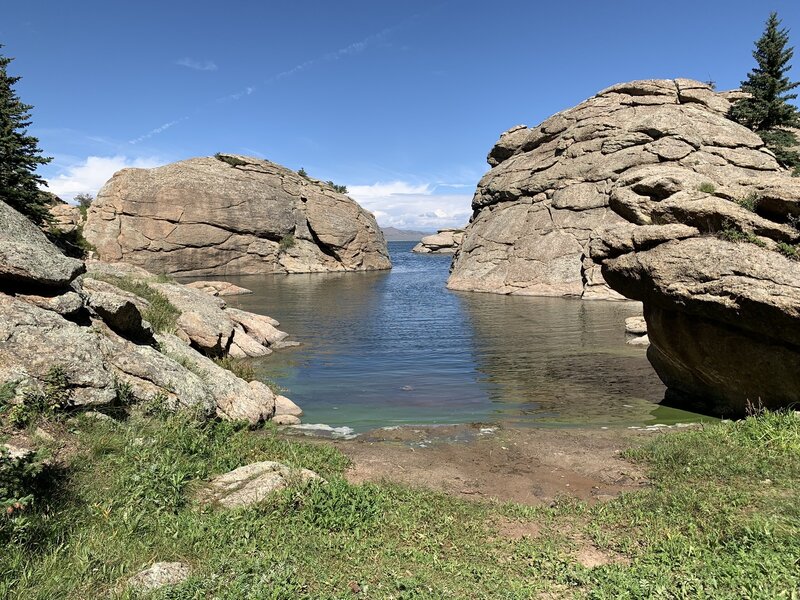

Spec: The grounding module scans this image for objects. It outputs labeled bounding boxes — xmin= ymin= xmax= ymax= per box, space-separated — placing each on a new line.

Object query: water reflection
xmin=457 ymin=293 xmax=670 ymax=425
xmin=194 ymin=242 xmax=699 ymax=430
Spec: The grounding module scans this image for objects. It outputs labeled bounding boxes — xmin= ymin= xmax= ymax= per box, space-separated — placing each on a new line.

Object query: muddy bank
xmin=282 ymin=422 xmax=696 ymax=505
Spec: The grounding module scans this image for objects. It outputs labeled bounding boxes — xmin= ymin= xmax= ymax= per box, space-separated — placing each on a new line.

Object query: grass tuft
xmin=91 ymin=275 xmax=180 ymax=333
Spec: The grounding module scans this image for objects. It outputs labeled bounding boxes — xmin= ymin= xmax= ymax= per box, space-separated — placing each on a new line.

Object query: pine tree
xmin=729 ymin=13 xmax=800 ymax=171
xmin=0 ymin=45 xmax=52 ymax=224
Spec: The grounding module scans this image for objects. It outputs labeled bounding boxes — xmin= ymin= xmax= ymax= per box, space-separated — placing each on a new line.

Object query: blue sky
xmin=3 ymin=1 xmax=799 ymax=230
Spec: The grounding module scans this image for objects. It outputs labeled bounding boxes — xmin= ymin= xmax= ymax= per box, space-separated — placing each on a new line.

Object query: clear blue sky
xmin=2 ymin=0 xmax=799 ymax=229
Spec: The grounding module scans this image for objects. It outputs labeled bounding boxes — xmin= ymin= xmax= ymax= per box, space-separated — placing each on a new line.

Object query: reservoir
xmin=217 ymin=242 xmax=702 ymax=431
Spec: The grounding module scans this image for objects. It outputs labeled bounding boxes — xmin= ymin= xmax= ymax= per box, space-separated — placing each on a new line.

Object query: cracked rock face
xmin=447 ymin=79 xmax=793 ymax=299
xmin=450 ymin=79 xmax=800 ymax=414
xmin=83 ymin=155 xmax=391 ymax=276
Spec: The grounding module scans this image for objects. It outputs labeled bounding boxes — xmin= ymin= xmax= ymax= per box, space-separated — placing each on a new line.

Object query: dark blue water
xmin=218 ymin=242 xmax=699 ymax=431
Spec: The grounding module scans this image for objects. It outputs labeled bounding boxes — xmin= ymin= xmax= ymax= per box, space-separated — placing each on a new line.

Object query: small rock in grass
xmin=128 ymin=561 xmax=190 ymax=592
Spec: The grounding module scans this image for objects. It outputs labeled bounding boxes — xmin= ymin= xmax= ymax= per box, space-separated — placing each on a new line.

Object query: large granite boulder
xmin=451 ymin=79 xmax=800 ymax=415
xmin=448 ymin=79 xmax=791 ymax=299
xmin=599 ymin=236 xmax=800 ymax=415
xmin=0 ymin=200 xmax=303 ymax=425
xmin=412 ymin=229 xmax=465 ymax=254
xmin=0 ymin=199 xmax=84 ymax=289
xmin=83 ymin=155 xmax=391 ymax=276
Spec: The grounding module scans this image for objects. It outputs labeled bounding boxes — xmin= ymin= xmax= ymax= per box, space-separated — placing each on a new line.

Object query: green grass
xmin=777 ymin=241 xmax=799 ymax=260
xmin=1 ymin=411 xmax=797 ymax=598
xmin=734 ymin=192 xmax=760 ymax=212
xmin=91 ymin=276 xmax=180 ymax=334
xmin=212 ymin=356 xmax=256 ymax=382
xmin=718 ymin=227 xmax=767 ymax=247
xmin=279 ymin=234 xmax=296 ymax=251
xmin=697 ymin=182 xmax=717 ymax=194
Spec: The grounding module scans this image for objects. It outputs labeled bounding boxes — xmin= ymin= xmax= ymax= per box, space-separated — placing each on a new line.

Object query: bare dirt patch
xmin=313 ymin=423 xmax=658 ymax=506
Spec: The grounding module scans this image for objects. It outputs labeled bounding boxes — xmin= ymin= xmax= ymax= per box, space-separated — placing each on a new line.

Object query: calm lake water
xmin=212 ymin=242 xmax=702 ymax=431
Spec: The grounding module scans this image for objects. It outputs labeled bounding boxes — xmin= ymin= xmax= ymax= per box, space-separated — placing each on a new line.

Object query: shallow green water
xmin=212 ymin=242 xmax=707 ymax=431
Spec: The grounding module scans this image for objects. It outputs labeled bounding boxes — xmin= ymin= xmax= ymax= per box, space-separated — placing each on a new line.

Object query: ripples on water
xmin=215 ymin=242 xmax=701 ymax=430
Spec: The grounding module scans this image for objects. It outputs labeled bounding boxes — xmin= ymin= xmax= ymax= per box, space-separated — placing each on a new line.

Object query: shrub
xmin=327 ymin=180 xmax=348 ymax=194
xmin=698 ymin=182 xmax=717 ymax=194
xmin=718 ymin=221 xmax=767 ymax=247
xmin=777 ymin=241 xmax=799 ymax=259
xmin=279 ymin=234 xmax=295 ymax=251
xmin=297 ymin=167 xmax=308 ymax=178
xmin=213 ymin=153 xmax=248 ymax=167
xmin=74 ymin=193 xmax=93 ymax=219
xmin=213 ymin=356 xmax=256 ymax=382
xmin=92 ymin=275 xmax=179 ymax=333
xmin=735 ymin=192 xmax=760 ymax=212
xmin=8 ymin=367 xmax=72 ymax=427
xmin=0 ymin=446 xmax=48 ymax=543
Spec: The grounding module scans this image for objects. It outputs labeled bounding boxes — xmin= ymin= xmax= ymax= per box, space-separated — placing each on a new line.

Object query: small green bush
xmin=0 ymin=446 xmax=48 ymax=544
xmin=8 ymin=367 xmax=72 ymax=428
xmin=698 ymin=182 xmax=717 ymax=194
xmin=297 ymin=167 xmax=308 ymax=178
xmin=777 ymin=241 xmax=799 ymax=260
xmin=92 ymin=275 xmax=179 ymax=333
xmin=213 ymin=356 xmax=256 ymax=382
xmin=214 ymin=153 xmax=248 ymax=167
xmin=279 ymin=234 xmax=295 ymax=251
xmin=327 ymin=181 xmax=348 ymax=194
xmin=735 ymin=192 xmax=760 ymax=212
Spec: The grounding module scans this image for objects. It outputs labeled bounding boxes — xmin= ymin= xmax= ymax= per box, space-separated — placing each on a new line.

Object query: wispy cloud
xmin=44 ymin=155 xmax=163 ymax=201
xmin=175 ymin=57 xmax=218 ymax=71
xmin=132 ymin=18 xmax=406 ymax=142
xmin=129 ymin=117 xmax=190 ymax=145
xmin=348 ymin=180 xmax=473 ymax=230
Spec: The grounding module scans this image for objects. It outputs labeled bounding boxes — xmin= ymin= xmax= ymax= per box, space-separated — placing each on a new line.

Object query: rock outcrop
xmin=450 ymin=78 xmax=800 ymax=414
xmin=0 ymin=200 xmax=302 ymax=426
xmin=199 ymin=461 xmax=322 ymax=508
xmin=448 ymin=79 xmax=797 ymax=299
xmin=412 ymin=229 xmax=465 ymax=254
xmin=83 ymin=154 xmax=391 ymax=276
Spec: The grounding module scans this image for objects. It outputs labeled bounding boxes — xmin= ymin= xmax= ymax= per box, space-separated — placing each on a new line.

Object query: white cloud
xmin=44 ymin=155 xmax=163 ymax=201
xmin=175 ymin=58 xmax=218 ymax=71
xmin=348 ymin=180 xmax=473 ymax=230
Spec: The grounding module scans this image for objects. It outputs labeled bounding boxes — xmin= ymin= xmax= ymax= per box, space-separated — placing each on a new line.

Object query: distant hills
xmin=381 ymin=227 xmax=432 ymax=242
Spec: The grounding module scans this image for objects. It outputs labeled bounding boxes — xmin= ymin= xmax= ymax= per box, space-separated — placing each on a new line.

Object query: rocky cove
xmin=2 ymin=69 xmax=799 ymax=597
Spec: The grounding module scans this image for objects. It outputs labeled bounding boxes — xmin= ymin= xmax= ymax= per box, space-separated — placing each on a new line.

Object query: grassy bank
xmin=1 ymin=410 xmax=798 ymax=599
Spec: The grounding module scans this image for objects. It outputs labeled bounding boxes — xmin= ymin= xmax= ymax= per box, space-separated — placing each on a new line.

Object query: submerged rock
xmin=83 ymin=154 xmax=391 ymax=276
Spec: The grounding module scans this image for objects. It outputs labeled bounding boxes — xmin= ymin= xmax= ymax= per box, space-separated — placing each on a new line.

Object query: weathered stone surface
xmin=448 ymin=79 xmax=791 ymax=299
xmin=412 ymin=229 xmax=465 ymax=254
xmin=15 ymin=291 xmax=85 ymax=319
xmin=0 ymin=200 xmax=84 ymax=289
xmin=48 ymin=202 xmax=82 ymax=234
xmin=624 ymin=316 xmax=647 ymax=336
xmin=602 ymin=238 xmax=800 ymax=414
xmin=185 ymin=280 xmax=253 ymax=296
xmin=83 ymin=282 xmax=153 ymax=342
xmin=128 ymin=562 xmax=191 ymax=592
xmin=83 ymin=155 xmax=391 ymax=276
xmin=155 ymin=334 xmax=277 ymax=424
xmin=152 ymin=282 xmax=234 ymax=355
xmin=275 ymin=394 xmax=303 ymax=418
xmin=200 ymin=461 xmax=321 ymax=508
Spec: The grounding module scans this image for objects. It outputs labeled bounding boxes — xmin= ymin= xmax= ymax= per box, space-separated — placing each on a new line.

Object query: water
xmin=211 ymin=242 xmax=704 ymax=431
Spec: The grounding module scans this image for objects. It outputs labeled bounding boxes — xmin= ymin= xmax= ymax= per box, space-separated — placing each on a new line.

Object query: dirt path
xmin=296 ymin=423 xmax=667 ymax=505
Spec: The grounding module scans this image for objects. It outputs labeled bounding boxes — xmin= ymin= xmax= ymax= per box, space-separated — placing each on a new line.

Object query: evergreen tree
xmin=729 ymin=12 xmax=800 ymax=171
xmin=0 ymin=45 xmax=52 ymax=224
